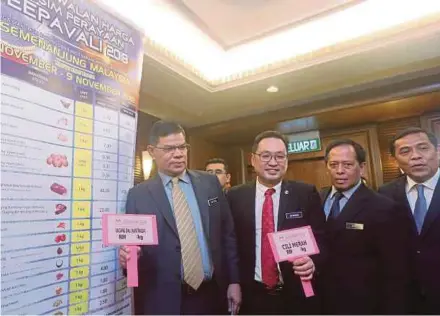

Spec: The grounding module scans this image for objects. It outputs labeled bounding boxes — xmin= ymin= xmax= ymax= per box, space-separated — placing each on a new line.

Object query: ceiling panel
xmin=180 ymin=0 xmax=358 ymax=47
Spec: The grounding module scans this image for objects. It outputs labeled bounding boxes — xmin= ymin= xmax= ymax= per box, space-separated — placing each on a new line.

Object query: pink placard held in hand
xmin=102 ymin=214 xmax=158 ymax=287
xmin=267 ymin=225 xmax=319 ymax=297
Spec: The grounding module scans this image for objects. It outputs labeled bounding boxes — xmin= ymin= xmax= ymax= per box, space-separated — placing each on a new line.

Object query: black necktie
xmin=329 ymin=191 xmax=344 ymax=219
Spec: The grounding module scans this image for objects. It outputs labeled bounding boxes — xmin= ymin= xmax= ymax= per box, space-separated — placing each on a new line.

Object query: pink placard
xmin=102 ymin=214 xmax=158 ymax=288
xmin=268 ymin=225 xmax=320 ymax=298
xmin=102 ymin=214 xmax=158 ymax=246
xmin=268 ymin=225 xmax=319 ymax=262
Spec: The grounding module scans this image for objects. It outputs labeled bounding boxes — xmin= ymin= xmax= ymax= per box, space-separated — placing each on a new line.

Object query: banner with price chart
xmin=1 ymin=0 xmax=144 ymax=314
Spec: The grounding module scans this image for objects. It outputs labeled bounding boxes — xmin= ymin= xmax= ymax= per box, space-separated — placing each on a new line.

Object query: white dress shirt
xmin=254 ymin=178 xmax=282 ymax=282
xmin=406 ymin=168 xmax=440 ymax=213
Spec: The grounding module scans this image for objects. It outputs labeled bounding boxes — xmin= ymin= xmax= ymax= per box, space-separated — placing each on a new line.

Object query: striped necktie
xmin=171 ymin=177 xmax=204 ymax=290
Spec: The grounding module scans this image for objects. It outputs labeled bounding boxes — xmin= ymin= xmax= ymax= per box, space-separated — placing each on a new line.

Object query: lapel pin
xmin=284 ymin=190 xmax=289 ymax=195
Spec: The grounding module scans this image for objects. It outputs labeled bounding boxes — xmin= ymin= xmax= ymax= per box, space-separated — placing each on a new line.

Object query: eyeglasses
xmin=154 ymin=144 xmax=190 ymax=154
xmin=207 ymin=169 xmax=227 ymax=175
xmin=254 ymin=151 xmax=287 ymax=162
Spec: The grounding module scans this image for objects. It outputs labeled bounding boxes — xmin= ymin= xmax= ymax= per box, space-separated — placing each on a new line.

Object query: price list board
xmin=1 ymin=0 xmax=144 ymax=314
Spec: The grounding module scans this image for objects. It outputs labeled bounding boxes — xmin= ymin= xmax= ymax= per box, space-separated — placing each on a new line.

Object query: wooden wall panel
xmin=377 ymin=117 xmax=421 ymax=184
xmin=134 ymin=111 xmax=159 ymax=185
xmin=187 ymin=135 xmax=245 ymax=186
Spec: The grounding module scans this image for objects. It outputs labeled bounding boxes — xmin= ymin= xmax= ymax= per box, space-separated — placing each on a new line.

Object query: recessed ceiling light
xmin=267 ymin=86 xmax=279 ymax=93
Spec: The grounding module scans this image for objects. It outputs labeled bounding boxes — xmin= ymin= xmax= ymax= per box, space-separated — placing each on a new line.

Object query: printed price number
xmin=101 ymin=154 xmax=111 ymax=160
xmin=100 ymin=276 xmax=109 ymax=284
xmin=103 ymin=143 xmax=112 ymax=149
xmin=99 ymin=298 xmax=109 ymax=306
xmin=99 ymin=207 xmax=110 ymax=213
xmin=101 ymin=171 xmax=110 ymax=179
xmin=100 ymin=188 xmax=110 ymax=193
xmin=100 ymin=264 xmax=109 ymax=271
xmin=100 ymin=287 xmax=108 ymax=295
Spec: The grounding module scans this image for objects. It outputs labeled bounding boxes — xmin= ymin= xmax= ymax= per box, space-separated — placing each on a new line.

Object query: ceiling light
xmin=102 ymin=0 xmax=440 ymax=84
xmin=266 ymin=86 xmax=279 ymax=93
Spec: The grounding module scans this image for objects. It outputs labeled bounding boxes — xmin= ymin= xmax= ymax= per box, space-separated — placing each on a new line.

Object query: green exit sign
xmin=288 ymin=138 xmax=321 ymax=154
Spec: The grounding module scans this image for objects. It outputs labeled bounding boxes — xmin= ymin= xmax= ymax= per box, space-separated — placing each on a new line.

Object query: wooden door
xmin=286 ymin=158 xmax=331 ymax=190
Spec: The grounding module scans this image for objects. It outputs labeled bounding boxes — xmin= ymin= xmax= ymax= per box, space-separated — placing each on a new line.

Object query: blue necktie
xmin=329 ymin=191 xmax=344 ymax=219
xmin=414 ymin=184 xmax=427 ymax=234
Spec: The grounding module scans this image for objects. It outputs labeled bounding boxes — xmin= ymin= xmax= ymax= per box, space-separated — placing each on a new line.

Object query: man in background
xmin=379 ymin=127 xmax=440 ymax=314
xmin=227 ymin=131 xmax=326 ymax=314
xmin=118 ymin=121 xmax=241 ymax=315
xmin=320 ymin=139 xmax=411 ymax=314
xmin=205 ymin=158 xmax=231 ymax=192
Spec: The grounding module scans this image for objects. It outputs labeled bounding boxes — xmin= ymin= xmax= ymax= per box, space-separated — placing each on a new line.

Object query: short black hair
xmin=205 ymin=158 xmax=229 ymax=173
xmin=252 ymin=130 xmax=288 ymax=153
xmin=390 ymin=127 xmax=438 ymax=156
xmin=325 ymin=139 xmax=366 ymax=164
xmin=148 ymin=120 xmax=186 ymax=145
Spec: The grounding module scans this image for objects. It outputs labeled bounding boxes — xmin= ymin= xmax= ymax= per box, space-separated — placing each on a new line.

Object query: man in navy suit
xmin=118 ymin=121 xmax=241 ymax=315
xmin=321 ymin=139 xmax=411 ymax=314
xmin=379 ymin=127 xmax=440 ymax=314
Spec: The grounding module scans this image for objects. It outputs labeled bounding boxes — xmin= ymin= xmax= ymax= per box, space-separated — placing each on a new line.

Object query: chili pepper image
xmin=51 ymin=183 xmax=67 ymax=195
xmin=56 ymin=273 xmax=63 ymax=280
xmin=57 ymin=222 xmax=66 ymax=229
xmin=57 ymin=247 xmax=63 ymax=255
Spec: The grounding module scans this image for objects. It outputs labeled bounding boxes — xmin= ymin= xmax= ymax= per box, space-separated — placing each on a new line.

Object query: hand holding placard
xmin=102 ymin=214 xmax=158 ymax=287
xmin=268 ymin=225 xmax=319 ymax=297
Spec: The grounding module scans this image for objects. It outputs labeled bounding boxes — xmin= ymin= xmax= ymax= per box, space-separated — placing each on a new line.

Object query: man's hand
xmin=227 ymin=283 xmax=241 ymax=315
xmin=119 ymin=245 xmax=141 ymax=269
xmin=292 ymin=256 xmax=315 ymax=281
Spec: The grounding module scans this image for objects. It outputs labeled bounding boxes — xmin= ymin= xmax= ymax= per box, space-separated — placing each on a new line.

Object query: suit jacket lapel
xmin=277 ymin=181 xmax=299 ymax=230
xmin=188 ymin=170 xmax=210 ymax=238
xmin=320 ymin=187 xmax=331 ymax=205
xmin=247 ymin=182 xmax=257 ymax=268
xmin=332 ymin=184 xmax=368 ymax=230
xmin=147 ymin=175 xmax=178 ymax=238
xmin=420 ymin=177 xmax=440 ymax=238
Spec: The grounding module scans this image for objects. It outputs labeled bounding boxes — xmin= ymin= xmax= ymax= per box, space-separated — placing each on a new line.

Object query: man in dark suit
xmin=118 ymin=121 xmax=241 ymax=315
xmin=321 ymin=139 xmax=411 ymax=314
xmin=227 ymin=131 xmax=326 ymax=315
xmin=378 ymin=127 xmax=440 ymax=314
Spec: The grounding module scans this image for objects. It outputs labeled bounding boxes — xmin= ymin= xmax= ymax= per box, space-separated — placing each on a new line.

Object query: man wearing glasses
xmin=205 ymin=158 xmax=231 ymax=193
xmin=227 ymin=130 xmax=326 ymax=314
xmin=118 ymin=121 xmax=241 ymax=315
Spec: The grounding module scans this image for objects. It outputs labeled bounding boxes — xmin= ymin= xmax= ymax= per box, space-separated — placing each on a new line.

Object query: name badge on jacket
xmin=346 ymin=222 xmax=364 ymax=230
xmin=208 ymin=197 xmax=219 ymax=206
xmin=285 ymin=210 xmax=303 ymax=219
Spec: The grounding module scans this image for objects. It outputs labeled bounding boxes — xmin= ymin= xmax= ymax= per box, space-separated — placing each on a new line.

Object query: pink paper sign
xmin=268 ymin=225 xmax=319 ymax=262
xmin=102 ymin=214 xmax=158 ymax=288
xmin=102 ymin=214 xmax=158 ymax=246
xmin=268 ymin=225 xmax=320 ymax=298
